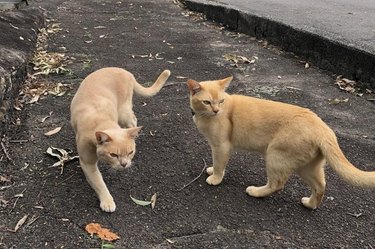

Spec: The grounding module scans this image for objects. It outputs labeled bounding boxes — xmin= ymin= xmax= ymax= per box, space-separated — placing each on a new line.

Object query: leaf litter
xmin=130 ymin=193 xmax=157 ymax=209
xmin=335 ymin=76 xmax=357 ymax=94
xmin=328 ymin=97 xmax=349 ymax=105
xmin=46 ymin=147 xmax=79 ymax=174
xmin=17 ymin=76 xmax=72 ymax=107
xmin=10 ymin=214 xmax=28 ymax=232
xmin=13 ymin=20 xmax=73 ymax=110
xmin=334 ymin=76 xmax=375 ymax=100
xmin=85 ymin=223 xmax=120 ymax=242
xmin=223 ymin=53 xmax=258 ymax=67
xmin=33 ymin=21 xmax=71 ymax=76
xmin=44 ymin=127 xmax=62 ymax=136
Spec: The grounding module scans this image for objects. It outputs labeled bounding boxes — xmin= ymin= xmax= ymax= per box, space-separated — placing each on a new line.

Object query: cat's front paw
xmin=206 ymin=166 xmax=214 ymax=175
xmin=100 ymin=198 xmax=116 ymax=213
xmin=301 ymin=197 xmax=318 ymax=210
xmin=206 ymin=175 xmax=223 ymax=185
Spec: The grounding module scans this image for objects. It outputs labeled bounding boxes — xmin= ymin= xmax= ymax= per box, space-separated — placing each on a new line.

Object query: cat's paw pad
xmin=246 ymin=186 xmax=260 ymax=197
xmin=206 ymin=175 xmax=223 ymax=185
xmin=100 ymin=199 xmax=116 ymax=213
xmin=206 ymin=167 xmax=214 ymax=175
xmin=301 ymin=197 xmax=317 ymax=210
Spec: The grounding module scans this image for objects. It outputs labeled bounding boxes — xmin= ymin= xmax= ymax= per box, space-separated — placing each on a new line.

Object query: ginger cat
xmin=71 ymin=67 xmax=170 ymax=212
xmin=187 ymin=76 xmax=374 ymax=209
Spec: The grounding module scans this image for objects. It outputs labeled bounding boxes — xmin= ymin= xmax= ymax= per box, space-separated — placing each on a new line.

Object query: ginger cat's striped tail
xmin=133 ymin=70 xmax=171 ymax=97
xmin=318 ymin=129 xmax=375 ymax=188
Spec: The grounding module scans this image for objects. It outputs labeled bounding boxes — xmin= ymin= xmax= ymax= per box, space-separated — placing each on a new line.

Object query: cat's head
xmin=95 ymin=127 xmax=142 ymax=170
xmin=187 ymin=76 xmax=233 ymax=116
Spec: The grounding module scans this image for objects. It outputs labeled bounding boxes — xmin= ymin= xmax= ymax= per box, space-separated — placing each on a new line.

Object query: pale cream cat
xmin=70 ymin=67 xmax=170 ymax=212
xmin=187 ymin=76 xmax=374 ymax=209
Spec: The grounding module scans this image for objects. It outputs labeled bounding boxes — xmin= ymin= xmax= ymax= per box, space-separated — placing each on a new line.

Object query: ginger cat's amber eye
xmin=219 ymin=99 xmax=225 ymax=104
xmin=202 ymin=100 xmax=211 ymax=105
xmin=110 ymin=153 xmax=118 ymax=158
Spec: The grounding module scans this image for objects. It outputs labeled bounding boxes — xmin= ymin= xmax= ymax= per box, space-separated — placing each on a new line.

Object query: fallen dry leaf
xmin=46 ymin=146 xmax=79 ymax=174
xmin=166 ymin=238 xmax=175 ymax=244
xmin=44 ymin=127 xmax=62 ymax=136
xmin=12 ymin=215 xmax=28 ymax=232
xmin=130 ymin=196 xmax=152 ymax=206
xmin=328 ymin=98 xmax=349 ymax=105
xmin=151 ymin=193 xmax=157 ymax=209
xmin=86 ymin=223 xmax=101 ymax=235
xmin=223 ymin=53 xmax=257 ymax=67
xmin=0 ymin=197 xmax=9 ymax=206
xmin=85 ymin=223 xmax=120 ymax=242
xmin=28 ymin=95 xmax=40 ymax=104
xmin=40 ymin=112 xmax=53 ymax=123
xmin=335 ymin=76 xmax=357 ymax=94
xmin=0 ymin=175 xmax=11 ymax=183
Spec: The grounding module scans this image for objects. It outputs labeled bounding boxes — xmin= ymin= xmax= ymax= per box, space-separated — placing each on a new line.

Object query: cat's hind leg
xmin=246 ymin=149 xmax=293 ymax=198
xmin=118 ymin=105 xmax=137 ymax=128
xmin=297 ymin=155 xmax=326 ymax=210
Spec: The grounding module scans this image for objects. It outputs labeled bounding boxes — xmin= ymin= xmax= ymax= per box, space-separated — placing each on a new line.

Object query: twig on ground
xmin=25 ymin=215 xmax=39 ymax=228
xmin=177 ymin=159 xmax=207 ymax=191
xmin=347 ymin=212 xmax=363 ymax=218
xmin=0 ymin=141 xmax=12 ymax=161
xmin=9 ymin=139 xmax=29 ymax=143
xmin=36 ymin=180 xmax=47 ymax=200
xmin=57 ymin=173 xmax=76 ymax=185
xmin=0 ymin=185 xmax=12 ymax=191
xmin=9 ymin=188 xmax=27 ymax=213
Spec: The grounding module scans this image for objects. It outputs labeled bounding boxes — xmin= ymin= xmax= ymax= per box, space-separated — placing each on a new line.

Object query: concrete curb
xmin=0 ymin=7 xmax=45 ymax=135
xmin=182 ymin=0 xmax=375 ymax=89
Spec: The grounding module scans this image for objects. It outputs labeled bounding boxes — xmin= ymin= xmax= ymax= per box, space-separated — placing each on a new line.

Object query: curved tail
xmin=133 ymin=70 xmax=171 ymax=97
xmin=319 ymin=128 xmax=375 ymax=188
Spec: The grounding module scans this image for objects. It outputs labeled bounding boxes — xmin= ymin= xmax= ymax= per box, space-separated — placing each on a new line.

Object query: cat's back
xmin=80 ymin=67 xmax=133 ymax=89
xmin=72 ymin=67 xmax=134 ymax=106
xmin=231 ymin=94 xmax=312 ymax=117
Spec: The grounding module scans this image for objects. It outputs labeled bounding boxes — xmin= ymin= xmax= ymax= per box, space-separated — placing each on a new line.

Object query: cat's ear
xmin=127 ymin=126 xmax=142 ymax=139
xmin=187 ymin=79 xmax=201 ymax=95
xmin=95 ymin=131 xmax=112 ymax=144
xmin=218 ymin=76 xmax=233 ymax=89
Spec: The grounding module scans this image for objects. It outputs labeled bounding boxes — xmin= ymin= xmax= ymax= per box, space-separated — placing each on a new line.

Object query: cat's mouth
xmin=110 ymin=161 xmax=132 ymax=171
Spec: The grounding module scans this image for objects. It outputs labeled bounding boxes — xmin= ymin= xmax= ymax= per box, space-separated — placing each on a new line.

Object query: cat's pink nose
xmin=213 ymin=109 xmax=219 ymax=114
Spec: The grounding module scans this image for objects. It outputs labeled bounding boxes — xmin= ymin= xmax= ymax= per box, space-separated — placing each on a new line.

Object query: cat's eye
xmin=202 ymin=100 xmax=211 ymax=105
xmin=128 ymin=151 xmax=134 ymax=155
xmin=110 ymin=153 xmax=118 ymax=158
xmin=219 ymin=99 xmax=225 ymax=104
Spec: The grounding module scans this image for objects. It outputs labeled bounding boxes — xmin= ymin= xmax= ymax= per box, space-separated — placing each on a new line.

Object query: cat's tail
xmin=133 ymin=70 xmax=171 ymax=97
xmin=318 ymin=127 xmax=375 ymax=188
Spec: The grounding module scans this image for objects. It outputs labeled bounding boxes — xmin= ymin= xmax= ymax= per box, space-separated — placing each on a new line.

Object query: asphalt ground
xmin=0 ymin=0 xmax=374 ymax=248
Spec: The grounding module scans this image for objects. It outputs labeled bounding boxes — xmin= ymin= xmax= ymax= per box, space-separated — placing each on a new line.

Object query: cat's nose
xmin=213 ymin=109 xmax=219 ymax=114
xmin=120 ymin=160 xmax=131 ymax=168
